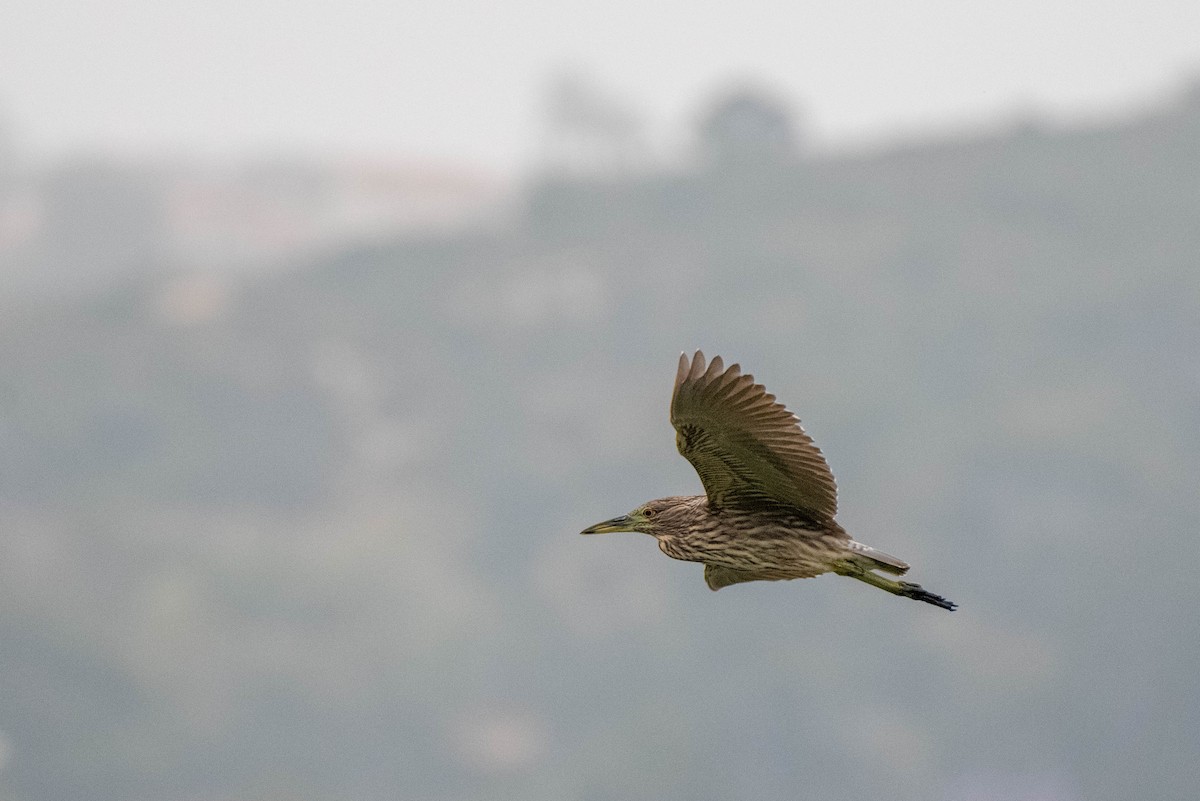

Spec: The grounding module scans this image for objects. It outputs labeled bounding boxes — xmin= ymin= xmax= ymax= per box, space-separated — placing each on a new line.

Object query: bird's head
xmin=580 ymin=496 xmax=691 ymax=537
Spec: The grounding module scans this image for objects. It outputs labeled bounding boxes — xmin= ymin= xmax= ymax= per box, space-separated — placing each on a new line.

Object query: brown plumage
xmin=581 ymin=351 xmax=956 ymax=610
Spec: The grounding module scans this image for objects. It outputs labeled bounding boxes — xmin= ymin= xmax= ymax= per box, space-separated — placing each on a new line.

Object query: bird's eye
xmin=643 ymin=508 xmax=655 ymax=518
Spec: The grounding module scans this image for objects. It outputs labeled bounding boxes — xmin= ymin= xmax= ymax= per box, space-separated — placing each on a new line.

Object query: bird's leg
xmin=835 ymin=564 xmax=957 ymax=611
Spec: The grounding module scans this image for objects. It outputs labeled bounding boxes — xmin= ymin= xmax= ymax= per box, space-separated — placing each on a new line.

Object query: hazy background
xmin=2 ymin=3 xmax=1199 ymax=800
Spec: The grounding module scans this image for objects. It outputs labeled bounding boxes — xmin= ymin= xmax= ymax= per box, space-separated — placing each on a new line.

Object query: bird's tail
xmin=847 ymin=540 xmax=910 ymax=576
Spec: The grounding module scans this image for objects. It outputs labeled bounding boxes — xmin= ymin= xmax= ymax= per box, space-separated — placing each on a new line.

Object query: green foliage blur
xmin=2 ymin=92 xmax=1199 ymax=801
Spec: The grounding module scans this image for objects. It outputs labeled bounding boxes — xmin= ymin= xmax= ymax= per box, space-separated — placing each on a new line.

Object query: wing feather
xmin=670 ymin=350 xmax=838 ymax=520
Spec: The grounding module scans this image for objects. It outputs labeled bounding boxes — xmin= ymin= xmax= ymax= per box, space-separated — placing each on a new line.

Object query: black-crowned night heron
xmin=582 ymin=351 xmax=956 ymax=610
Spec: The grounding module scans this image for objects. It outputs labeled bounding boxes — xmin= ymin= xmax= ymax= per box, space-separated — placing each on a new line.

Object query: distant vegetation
xmin=2 ymin=87 xmax=1199 ymax=801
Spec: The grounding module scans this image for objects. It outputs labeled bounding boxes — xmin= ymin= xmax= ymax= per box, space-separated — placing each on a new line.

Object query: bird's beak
xmin=580 ymin=514 xmax=635 ymax=535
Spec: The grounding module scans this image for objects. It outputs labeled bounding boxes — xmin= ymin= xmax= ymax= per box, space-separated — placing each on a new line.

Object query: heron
xmin=581 ymin=351 xmax=956 ymax=610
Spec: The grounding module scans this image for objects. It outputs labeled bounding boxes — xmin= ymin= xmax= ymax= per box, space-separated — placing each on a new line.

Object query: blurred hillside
xmin=0 ymin=154 xmax=505 ymax=297
xmin=2 ymin=85 xmax=1199 ymax=801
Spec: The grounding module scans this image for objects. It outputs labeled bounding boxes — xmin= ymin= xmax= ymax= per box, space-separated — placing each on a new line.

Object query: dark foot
xmin=899 ymin=582 xmax=957 ymax=611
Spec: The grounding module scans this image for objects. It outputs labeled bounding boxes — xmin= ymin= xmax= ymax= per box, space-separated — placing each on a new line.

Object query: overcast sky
xmin=2 ymin=0 xmax=1199 ymax=173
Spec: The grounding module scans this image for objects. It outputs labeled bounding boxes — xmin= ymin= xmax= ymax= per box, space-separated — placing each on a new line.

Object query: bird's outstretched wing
xmin=670 ymin=350 xmax=838 ymax=520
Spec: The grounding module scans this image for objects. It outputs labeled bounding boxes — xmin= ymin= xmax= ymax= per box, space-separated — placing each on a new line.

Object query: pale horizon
xmin=2 ymin=0 xmax=1199 ymax=174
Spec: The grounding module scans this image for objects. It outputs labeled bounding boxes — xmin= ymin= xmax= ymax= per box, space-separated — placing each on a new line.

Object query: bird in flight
xmin=582 ymin=351 xmax=956 ymax=610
